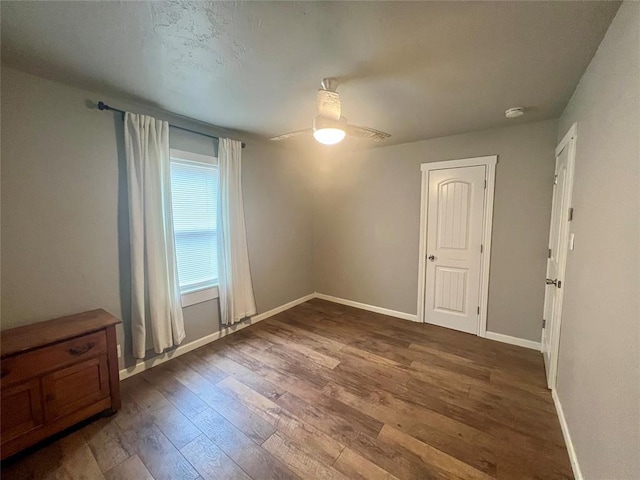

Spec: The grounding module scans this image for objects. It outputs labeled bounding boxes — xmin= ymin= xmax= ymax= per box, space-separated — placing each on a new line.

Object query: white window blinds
xmin=170 ymin=157 xmax=219 ymax=293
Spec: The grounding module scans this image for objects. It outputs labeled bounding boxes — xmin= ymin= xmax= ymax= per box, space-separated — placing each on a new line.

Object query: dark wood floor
xmin=2 ymin=299 xmax=573 ymax=480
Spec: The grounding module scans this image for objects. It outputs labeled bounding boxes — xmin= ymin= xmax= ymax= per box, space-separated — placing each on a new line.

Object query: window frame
xmin=169 ymin=148 xmax=220 ymax=307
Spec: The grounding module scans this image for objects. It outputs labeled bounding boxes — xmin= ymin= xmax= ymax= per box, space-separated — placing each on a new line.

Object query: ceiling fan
xmin=270 ymin=78 xmax=391 ymax=145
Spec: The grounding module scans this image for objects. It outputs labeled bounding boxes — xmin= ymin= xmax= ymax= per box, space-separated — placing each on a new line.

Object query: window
xmin=169 ymin=149 xmax=219 ymax=306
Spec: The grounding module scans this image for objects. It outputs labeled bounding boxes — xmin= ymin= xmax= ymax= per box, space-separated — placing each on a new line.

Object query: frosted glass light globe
xmin=313 ymin=128 xmax=346 ymax=145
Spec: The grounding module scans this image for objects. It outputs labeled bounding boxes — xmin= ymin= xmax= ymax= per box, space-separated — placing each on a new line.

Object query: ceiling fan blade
xmin=269 ymin=128 xmax=313 ymax=141
xmin=347 ymin=125 xmax=391 ymax=142
xmin=317 ymin=89 xmax=341 ymax=121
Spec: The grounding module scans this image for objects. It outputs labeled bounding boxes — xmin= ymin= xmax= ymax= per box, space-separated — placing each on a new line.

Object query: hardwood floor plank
xmin=275 ymin=390 xmax=381 ymax=452
xmin=333 ymin=447 xmax=401 ymax=480
xmin=496 ymin=456 xmax=573 ymax=480
xmin=224 ymin=346 xmax=329 ymax=399
xmin=339 ymin=344 xmax=406 ymax=369
xmin=119 ymin=375 xmax=172 ymax=417
xmin=141 ymin=364 xmax=209 ymax=418
xmin=193 ymin=408 xmax=300 ymax=480
xmin=347 ymin=335 xmax=421 ymax=366
xmin=191 ymin=347 xmax=286 ymax=401
xmin=215 ymin=376 xmax=282 ymax=424
xmin=216 ymin=376 xmax=345 ymax=465
xmin=104 ymin=454 xmax=155 ymax=480
xmin=263 ymin=319 xmax=347 ymax=359
xmin=178 ymin=351 xmax=229 ymax=385
xmin=2 ymin=430 xmax=107 ymax=480
xmin=376 ymin=424 xmax=493 ymax=480
xmin=281 ymin=314 xmax=365 ymax=346
xmin=242 ymin=330 xmax=338 ymax=381
xmin=198 ymin=384 xmax=277 ymax=443
xmin=113 ymin=391 xmax=152 ymax=432
xmin=81 ymin=416 xmax=136 ymax=473
xmin=180 ymin=435 xmax=250 ymax=480
xmin=120 ymin=420 xmax=199 ymax=480
xmin=151 ymin=353 xmax=277 ymax=443
xmin=489 ymin=369 xmax=551 ymax=397
xmin=252 ymin=326 xmax=341 ymax=369
xmin=272 ymin=389 xmax=429 ymax=480
xmin=405 ymin=364 xmax=480 ymax=399
xmin=278 ymin=388 xmax=384 ymax=442
xmin=144 ymin=403 xmax=202 ymax=450
xmin=56 ymin=432 xmax=106 ymax=480
xmin=407 ymin=341 xmax=490 ymax=368
xmin=262 ymin=431 xmax=348 ymax=480
xmin=322 ymin=382 xmax=498 ymax=476
xmin=468 ymin=383 xmax=556 ymax=415
xmin=409 ymin=358 xmax=492 ymax=390
xmin=271 ymin=315 xmax=346 ymax=345
xmin=331 ymin=361 xmax=412 ymax=401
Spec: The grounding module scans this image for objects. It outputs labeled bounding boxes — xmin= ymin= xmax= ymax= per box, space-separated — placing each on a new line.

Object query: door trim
xmin=417 ymin=155 xmax=497 ymax=337
xmin=546 ymin=123 xmax=578 ymax=389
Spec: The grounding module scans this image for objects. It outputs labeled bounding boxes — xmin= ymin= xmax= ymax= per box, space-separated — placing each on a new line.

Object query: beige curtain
xmin=125 ymin=112 xmax=185 ymax=358
xmin=217 ymin=138 xmax=257 ymax=325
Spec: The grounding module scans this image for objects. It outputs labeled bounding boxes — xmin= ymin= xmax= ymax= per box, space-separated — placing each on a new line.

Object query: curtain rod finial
xmin=97 ymin=101 xmax=107 ymax=111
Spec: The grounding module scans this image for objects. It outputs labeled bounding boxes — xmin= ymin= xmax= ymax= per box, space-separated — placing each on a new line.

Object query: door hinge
xmin=568 ymin=207 xmax=574 ymax=221
xmin=477 ymin=306 xmax=480 ymax=315
xmin=542 ymin=318 xmax=546 ymax=329
xmin=484 ymin=180 xmax=487 ymax=189
xmin=548 ymin=248 xmax=552 ymax=259
xmin=480 ymin=244 xmax=483 ymax=253
xmin=554 ymin=174 xmax=558 ymax=185
xmin=557 ymin=280 xmax=562 ymax=289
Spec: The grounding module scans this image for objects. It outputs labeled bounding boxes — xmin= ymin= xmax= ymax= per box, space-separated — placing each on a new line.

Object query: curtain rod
xmin=97 ymin=101 xmax=246 ymax=149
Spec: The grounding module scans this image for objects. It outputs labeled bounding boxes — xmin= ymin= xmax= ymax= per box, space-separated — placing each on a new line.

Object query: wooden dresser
xmin=0 ymin=309 xmax=121 ymax=459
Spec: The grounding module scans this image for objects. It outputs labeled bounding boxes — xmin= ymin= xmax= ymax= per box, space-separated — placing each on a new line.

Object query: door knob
xmin=428 ymin=255 xmax=435 ymax=262
xmin=546 ymin=278 xmax=558 ymax=286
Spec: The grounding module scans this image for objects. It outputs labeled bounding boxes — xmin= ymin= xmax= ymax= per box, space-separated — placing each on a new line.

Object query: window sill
xmin=181 ymin=286 xmax=219 ymax=308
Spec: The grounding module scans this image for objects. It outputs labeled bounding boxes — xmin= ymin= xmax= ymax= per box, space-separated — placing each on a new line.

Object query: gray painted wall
xmin=313 ymin=120 xmax=557 ymax=342
xmin=0 ymin=67 xmax=315 ymax=367
xmin=556 ymin=2 xmax=640 ymax=478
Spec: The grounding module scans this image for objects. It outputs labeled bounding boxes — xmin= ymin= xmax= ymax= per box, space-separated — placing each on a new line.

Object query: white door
xmin=424 ymin=166 xmax=486 ymax=334
xmin=542 ymin=129 xmax=575 ymax=387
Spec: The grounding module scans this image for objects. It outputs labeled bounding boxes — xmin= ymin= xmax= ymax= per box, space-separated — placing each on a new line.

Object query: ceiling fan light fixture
xmin=312 ymin=115 xmax=347 ymax=145
xmin=269 ymin=86 xmax=390 ymax=143
xmin=313 ymin=127 xmax=346 ymax=145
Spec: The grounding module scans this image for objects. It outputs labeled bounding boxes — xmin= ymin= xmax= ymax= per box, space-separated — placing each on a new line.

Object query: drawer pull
xmin=68 ymin=342 xmax=95 ymax=356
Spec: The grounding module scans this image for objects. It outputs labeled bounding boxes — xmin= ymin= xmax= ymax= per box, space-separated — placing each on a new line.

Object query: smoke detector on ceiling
xmin=505 ymin=107 xmax=525 ymax=118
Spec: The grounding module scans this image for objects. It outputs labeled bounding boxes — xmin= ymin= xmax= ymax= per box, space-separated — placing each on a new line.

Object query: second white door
xmin=542 ymin=124 xmax=577 ymax=388
xmin=424 ymin=165 xmax=486 ymax=334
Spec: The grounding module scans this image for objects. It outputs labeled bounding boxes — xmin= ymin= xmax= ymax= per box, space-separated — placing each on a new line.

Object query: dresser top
xmin=1 ymin=309 xmax=121 ymax=357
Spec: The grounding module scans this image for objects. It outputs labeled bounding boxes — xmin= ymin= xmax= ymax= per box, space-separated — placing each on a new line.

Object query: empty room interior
xmin=1 ymin=1 xmax=638 ymax=479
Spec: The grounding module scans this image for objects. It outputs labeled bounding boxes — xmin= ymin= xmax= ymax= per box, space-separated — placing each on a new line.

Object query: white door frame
xmin=545 ymin=123 xmax=578 ymax=389
xmin=417 ymin=155 xmax=497 ymax=336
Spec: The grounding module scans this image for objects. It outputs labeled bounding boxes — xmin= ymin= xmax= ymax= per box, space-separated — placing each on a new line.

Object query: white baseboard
xmin=315 ymin=293 xmax=419 ymax=322
xmin=552 ymin=389 xmax=583 ymax=480
xmin=118 ymin=292 xmax=316 ymax=380
xmin=485 ymin=331 xmax=541 ymax=351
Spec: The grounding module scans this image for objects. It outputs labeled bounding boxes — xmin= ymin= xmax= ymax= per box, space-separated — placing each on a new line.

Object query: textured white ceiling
xmin=1 ymin=1 xmax=619 ymax=146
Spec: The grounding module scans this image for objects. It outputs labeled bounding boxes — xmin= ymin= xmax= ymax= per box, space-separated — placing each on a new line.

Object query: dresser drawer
xmin=1 ymin=331 xmax=107 ymax=387
xmin=1 ymin=379 xmax=44 ymax=442
xmin=43 ymin=355 xmax=110 ymax=421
